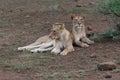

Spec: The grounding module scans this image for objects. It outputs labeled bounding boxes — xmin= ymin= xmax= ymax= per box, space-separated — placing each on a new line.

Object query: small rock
xmin=82 ymin=4 xmax=88 ymax=7
xmin=9 ymin=10 xmax=13 ymax=13
xmin=90 ymin=53 xmax=96 ymax=58
xmin=89 ymin=2 xmax=95 ymax=5
xmin=25 ymin=15 xmax=30 ymax=18
xmin=97 ymin=62 xmax=117 ymax=71
xmin=19 ymin=8 xmax=23 ymax=12
xmin=76 ymin=4 xmax=82 ymax=7
xmin=104 ymin=72 xmax=112 ymax=78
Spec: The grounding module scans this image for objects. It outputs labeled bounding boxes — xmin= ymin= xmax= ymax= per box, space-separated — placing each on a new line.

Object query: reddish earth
xmin=0 ymin=0 xmax=120 ymax=80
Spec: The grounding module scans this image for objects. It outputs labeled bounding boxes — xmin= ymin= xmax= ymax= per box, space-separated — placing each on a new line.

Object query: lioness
xmin=49 ymin=23 xmax=74 ymax=55
xmin=71 ymin=15 xmax=94 ymax=47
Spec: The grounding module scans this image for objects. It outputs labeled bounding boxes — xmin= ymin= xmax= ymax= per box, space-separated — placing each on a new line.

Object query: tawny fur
xmin=18 ymin=35 xmax=55 ymax=53
xmin=71 ymin=15 xmax=94 ymax=47
xmin=49 ymin=23 xmax=74 ymax=55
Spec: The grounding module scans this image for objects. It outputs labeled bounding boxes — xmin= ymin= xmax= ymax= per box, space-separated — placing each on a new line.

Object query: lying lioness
xmin=18 ymin=23 xmax=74 ymax=55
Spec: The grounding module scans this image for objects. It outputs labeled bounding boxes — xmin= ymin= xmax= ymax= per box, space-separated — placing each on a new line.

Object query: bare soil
xmin=0 ymin=0 xmax=120 ymax=80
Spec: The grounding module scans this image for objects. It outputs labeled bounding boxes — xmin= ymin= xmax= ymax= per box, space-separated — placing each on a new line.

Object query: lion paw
xmin=51 ymin=48 xmax=61 ymax=55
xmin=51 ymin=51 xmax=58 ymax=55
xmin=18 ymin=47 xmax=25 ymax=51
xmin=81 ymin=43 xmax=89 ymax=48
xmin=31 ymin=49 xmax=38 ymax=53
xmin=88 ymin=41 xmax=94 ymax=45
xmin=60 ymin=52 xmax=68 ymax=56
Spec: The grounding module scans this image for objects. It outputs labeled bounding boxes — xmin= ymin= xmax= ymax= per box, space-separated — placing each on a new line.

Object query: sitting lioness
xmin=71 ymin=15 xmax=94 ymax=47
xmin=49 ymin=23 xmax=74 ymax=55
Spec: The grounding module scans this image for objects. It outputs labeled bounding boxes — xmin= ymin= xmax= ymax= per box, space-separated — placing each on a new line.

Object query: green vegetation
xmin=112 ymin=69 xmax=120 ymax=73
xmin=94 ymin=0 xmax=120 ymax=40
xmin=0 ymin=33 xmax=5 ymax=38
xmin=0 ymin=48 xmax=53 ymax=72
xmin=115 ymin=59 xmax=120 ymax=65
xmin=91 ymin=24 xmax=120 ymax=40
xmin=34 ymin=69 xmax=87 ymax=79
xmin=76 ymin=69 xmax=87 ymax=77
xmin=62 ymin=72 xmax=71 ymax=78
xmin=97 ymin=0 xmax=120 ymax=16
xmin=0 ymin=59 xmax=32 ymax=72
xmin=48 ymin=72 xmax=59 ymax=78
xmin=0 ymin=17 xmax=11 ymax=27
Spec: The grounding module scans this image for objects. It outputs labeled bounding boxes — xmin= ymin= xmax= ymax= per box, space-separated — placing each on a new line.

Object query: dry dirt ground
xmin=0 ymin=0 xmax=120 ymax=80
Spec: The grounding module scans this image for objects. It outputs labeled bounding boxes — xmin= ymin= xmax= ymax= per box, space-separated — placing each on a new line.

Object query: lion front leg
xmin=82 ymin=37 xmax=94 ymax=45
xmin=75 ymin=39 xmax=89 ymax=48
xmin=60 ymin=44 xmax=74 ymax=56
xmin=60 ymin=47 xmax=74 ymax=56
xmin=51 ymin=47 xmax=61 ymax=55
xmin=74 ymin=35 xmax=89 ymax=48
xmin=51 ymin=41 xmax=62 ymax=55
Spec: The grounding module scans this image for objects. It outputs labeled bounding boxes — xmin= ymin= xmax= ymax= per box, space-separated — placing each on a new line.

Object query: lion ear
xmin=71 ymin=14 xmax=75 ymax=20
xmin=82 ymin=15 xmax=85 ymax=19
xmin=60 ymin=24 xmax=65 ymax=30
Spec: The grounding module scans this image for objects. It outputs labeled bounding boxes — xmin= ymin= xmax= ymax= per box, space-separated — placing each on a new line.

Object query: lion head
xmin=49 ymin=23 xmax=65 ymax=40
xmin=71 ymin=15 xmax=85 ymax=28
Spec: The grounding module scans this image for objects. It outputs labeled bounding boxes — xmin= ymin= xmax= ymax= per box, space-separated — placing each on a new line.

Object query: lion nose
xmin=78 ymin=22 xmax=81 ymax=25
xmin=49 ymin=35 xmax=52 ymax=39
xmin=49 ymin=35 xmax=54 ymax=39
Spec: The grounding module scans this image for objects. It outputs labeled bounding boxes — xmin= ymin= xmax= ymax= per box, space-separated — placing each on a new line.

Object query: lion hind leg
xmin=18 ymin=45 xmax=36 ymax=51
xmin=30 ymin=41 xmax=55 ymax=53
xmin=18 ymin=40 xmax=54 ymax=51
xmin=38 ymin=41 xmax=54 ymax=49
xmin=17 ymin=41 xmax=42 ymax=51
xmin=30 ymin=47 xmax=54 ymax=53
xmin=17 ymin=44 xmax=41 ymax=51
